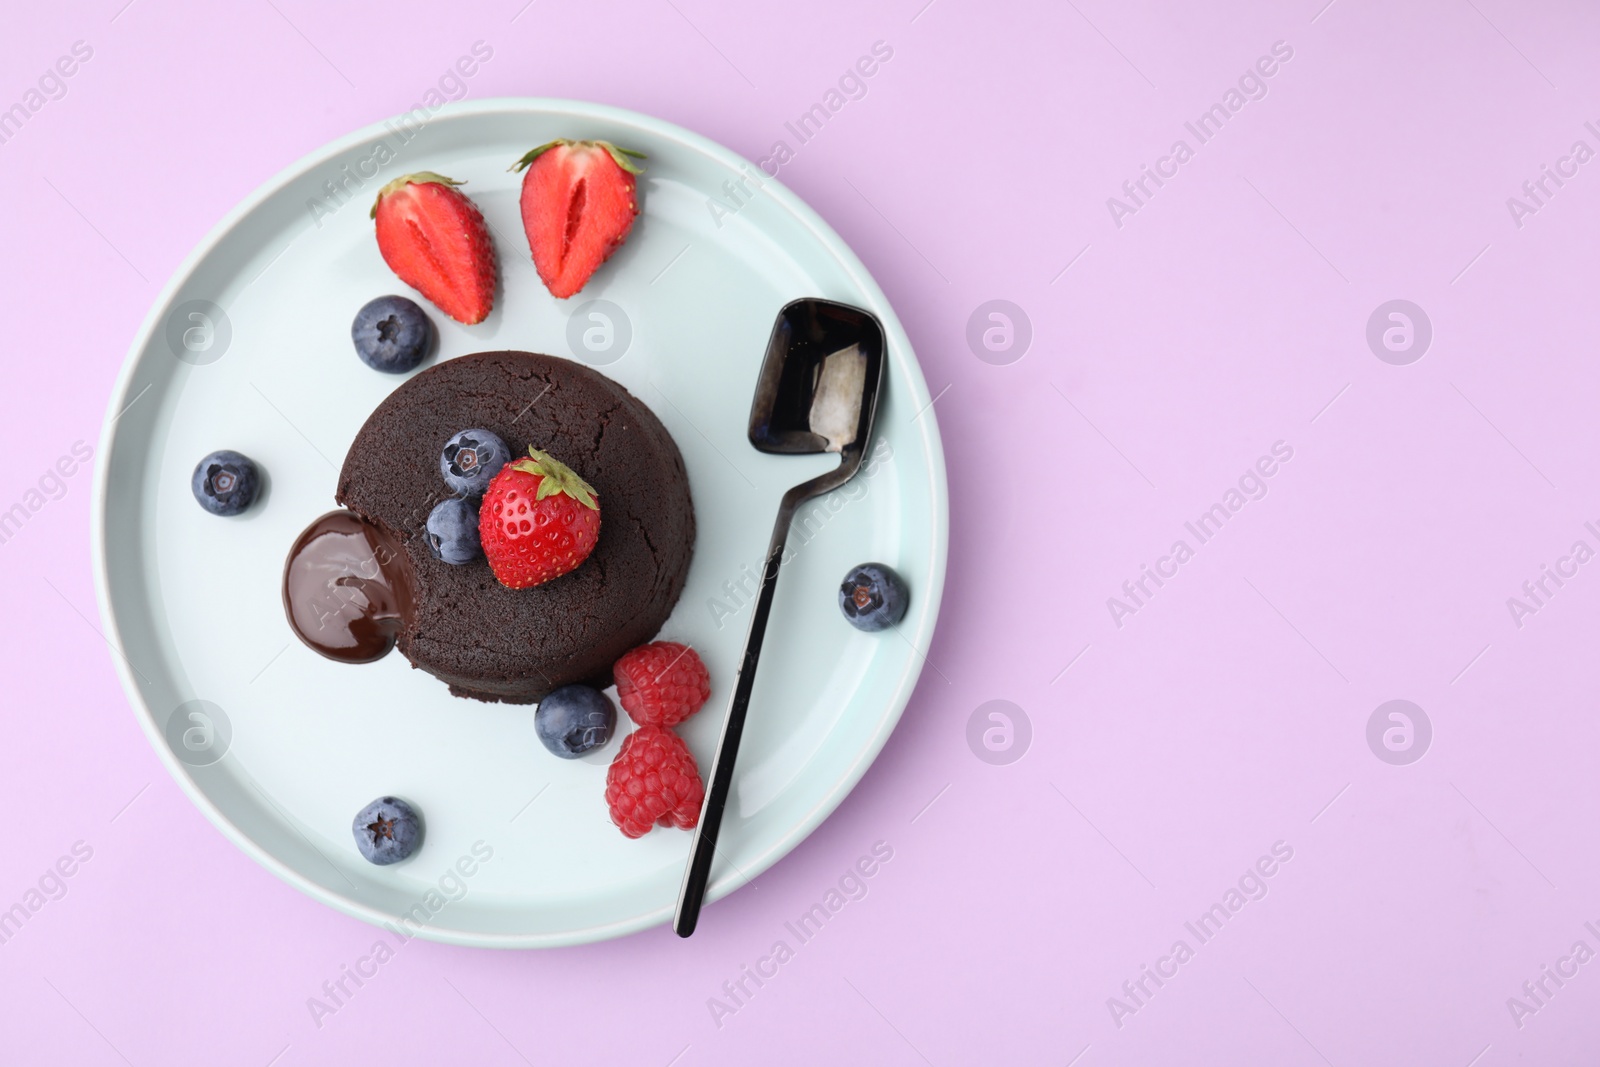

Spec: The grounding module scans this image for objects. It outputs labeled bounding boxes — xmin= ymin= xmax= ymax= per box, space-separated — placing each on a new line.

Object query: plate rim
xmin=90 ymin=96 xmax=949 ymax=948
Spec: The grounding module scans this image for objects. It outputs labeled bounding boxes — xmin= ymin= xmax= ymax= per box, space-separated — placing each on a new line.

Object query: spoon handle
xmin=674 ymin=504 xmax=793 ymax=936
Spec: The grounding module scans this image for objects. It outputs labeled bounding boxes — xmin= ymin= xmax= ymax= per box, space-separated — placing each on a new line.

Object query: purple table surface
xmin=4 ymin=0 xmax=1599 ymax=1063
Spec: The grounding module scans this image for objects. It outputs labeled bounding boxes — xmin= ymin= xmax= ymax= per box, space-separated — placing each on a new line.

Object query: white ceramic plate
xmin=91 ymin=98 xmax=946 ymax=947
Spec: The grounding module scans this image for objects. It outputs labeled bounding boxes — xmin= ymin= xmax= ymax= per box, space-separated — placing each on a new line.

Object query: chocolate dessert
xmin=287 ymin=351 xmax=695 ymax=703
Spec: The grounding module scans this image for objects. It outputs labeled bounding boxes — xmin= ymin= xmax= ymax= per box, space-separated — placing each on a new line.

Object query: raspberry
xmin=613 ymin=642 xmax=711 ymax=727
xmin=605 ymin=726 xmax=705 ymax=838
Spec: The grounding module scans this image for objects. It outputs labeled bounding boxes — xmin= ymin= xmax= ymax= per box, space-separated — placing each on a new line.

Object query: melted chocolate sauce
xmin=283 ymin=510 xmax=415 ymax=663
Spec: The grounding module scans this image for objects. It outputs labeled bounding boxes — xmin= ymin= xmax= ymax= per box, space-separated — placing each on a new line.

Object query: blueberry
xmin=191 ymin=450 xmax=260 ymax=516
xmin=535 ymin=685 xmax=615 ymax=759
xmin=838 ymin=563 xmax=909 ymax=632
xmin=425 ymin=497 xmax=481 ymax=564
xmin=352 ymin=796 xmax=423 ymax=865
xmin=440 ymin=429 xmax=510 ymax=497
xmin=352 ymin=295 xmax=433 ymax=373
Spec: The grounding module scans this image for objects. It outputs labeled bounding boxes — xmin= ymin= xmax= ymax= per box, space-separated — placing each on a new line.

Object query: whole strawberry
xmin=605 ymin=726 xmax=704 ymax=838
xmin=614 ymin=642 xmax=711 ymax=727
xmin=512 ymin=140 xmax=644 ymax=299
xmin=371 ymin=172 xmax=496 ymax=325
xmin=479 ymin=448 xmax=601 ymax=589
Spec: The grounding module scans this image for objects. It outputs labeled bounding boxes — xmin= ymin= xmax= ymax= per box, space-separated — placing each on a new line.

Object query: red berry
xmin=478 ymin=448 xmax=601 ymax=589
xmin=605 ymin=726 xmax=704 ymax=838
xmin=372 ymin=172 xmax=496 ymax=325
xmin=513 ymin=140 xmax=643 ymax=299
xmin=614 ymin=642 xmax=711 ymax=727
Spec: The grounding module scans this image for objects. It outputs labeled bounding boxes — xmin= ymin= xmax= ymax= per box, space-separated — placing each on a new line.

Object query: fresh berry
xmin=478 ymin=448 xmax=601 ymax=589
xmin=352 ymin=796 xmax=423 ymax=865
xmin=191 ymin=450 xmax=260 ymax=516
xmin=371 ymin=172 xmax=496 ymax=324
xmin=425 ymin=498 xmax=481 ymax=565
xmin=839 ymin=563 xmax=909 ymax=631
xmin=351 ymin=295 xmax=433 ymax=373
xmin=535 ymin=685 xmax=616 ymax=759
xmin=512 ymin=140 xmax=644 ymax=299
xmin=439 ymin=428 xmax=510 ymax=497
xmin=613 ymin=642 xmax=711 ymax=727
xmin=605 ymin=726 xmax=704 ymax=838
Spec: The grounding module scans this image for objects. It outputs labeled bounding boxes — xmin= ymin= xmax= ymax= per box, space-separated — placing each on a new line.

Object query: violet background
xmin=4 ymin=0 xmax=1599 ymax=1063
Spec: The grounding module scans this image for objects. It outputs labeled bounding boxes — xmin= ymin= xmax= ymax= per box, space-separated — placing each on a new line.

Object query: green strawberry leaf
xmin=509 ymin=140 xmax=571 ymax=173
xmin=598 ymin=142 xmax=647 ymax=175
xmin=509 ymin=448 xmax=599 ymax=510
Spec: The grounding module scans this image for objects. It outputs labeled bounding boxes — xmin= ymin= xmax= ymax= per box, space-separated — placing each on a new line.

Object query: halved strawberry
xmin=479 ymin=448 xmax=601 ymax=589
xmin=371 ymin=172 xmax=496 ymax=325
xmin=511 ymin=141 xmax=644 ymax=299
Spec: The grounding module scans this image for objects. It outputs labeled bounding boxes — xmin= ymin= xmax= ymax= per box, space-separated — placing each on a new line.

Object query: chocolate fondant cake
xmin=333 ymin=350 xmax=694 ymax=703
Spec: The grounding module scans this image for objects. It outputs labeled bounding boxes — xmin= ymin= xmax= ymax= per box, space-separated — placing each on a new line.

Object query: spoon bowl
xmin=749 ymin=298 xmax=885 ymax=461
